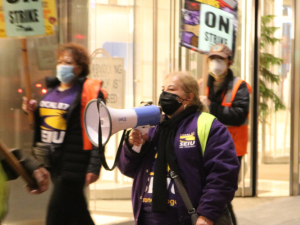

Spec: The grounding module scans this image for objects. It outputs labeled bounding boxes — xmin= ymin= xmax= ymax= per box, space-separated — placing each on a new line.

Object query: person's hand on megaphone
xmin=128 ymin=129 xmax=148 ymax=153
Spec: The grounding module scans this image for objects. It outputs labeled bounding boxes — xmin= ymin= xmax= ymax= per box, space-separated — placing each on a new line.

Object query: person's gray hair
xmin=165 ymin=71 xmax=209 ymax=113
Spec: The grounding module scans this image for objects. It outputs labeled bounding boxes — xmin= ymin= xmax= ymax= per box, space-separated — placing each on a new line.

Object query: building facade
xmin=1 ymin=0 xmax=300 ymax=223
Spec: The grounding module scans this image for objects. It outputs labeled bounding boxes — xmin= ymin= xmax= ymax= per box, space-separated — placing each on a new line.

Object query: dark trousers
xmin=46 ymin=177 xmax=95 ymax=225
xmin=227 ymin=156 xmax=243 ymax=225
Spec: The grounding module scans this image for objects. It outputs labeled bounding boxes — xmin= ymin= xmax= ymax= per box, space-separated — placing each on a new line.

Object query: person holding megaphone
xmin=118 ymin=71 xmax=240 ymax=225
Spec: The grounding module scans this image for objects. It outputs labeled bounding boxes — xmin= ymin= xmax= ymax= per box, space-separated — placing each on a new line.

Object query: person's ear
xmin=186 ymin=93 xmax=194 ymax=102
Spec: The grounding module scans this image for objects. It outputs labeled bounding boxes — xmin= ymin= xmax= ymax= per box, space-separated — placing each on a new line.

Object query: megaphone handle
xmin=131 ymin=125 xmax=150 ymax=153
xmin=98 ymin=129 xmax=127 ymax=171
xmin=132 ymin=145 xmax=142 ymax=153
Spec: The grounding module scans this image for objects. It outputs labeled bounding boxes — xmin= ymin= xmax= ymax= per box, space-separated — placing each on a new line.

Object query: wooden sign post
xmin=20 ymin=38 xmax=34 ymax=127
xmin=0 ymin=140 xmax=36 ymax=188
xmin=201 ymin=55 xmax=208 ymax=96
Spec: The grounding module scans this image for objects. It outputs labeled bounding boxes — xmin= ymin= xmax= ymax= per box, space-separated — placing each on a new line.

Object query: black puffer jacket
xmin=207 ymin=69 xmax=250 ymax=126
xmin=33 ymin=77 xmax=102 ymax=182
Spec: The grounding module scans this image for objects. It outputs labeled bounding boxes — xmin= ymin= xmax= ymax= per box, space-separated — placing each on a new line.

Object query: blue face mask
xmin=56 ymin=65 xmax=76 ymax=84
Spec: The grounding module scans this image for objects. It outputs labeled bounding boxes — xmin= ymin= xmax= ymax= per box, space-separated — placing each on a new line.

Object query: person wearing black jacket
xmin=200 ymin=43 xmax=250 ymax=225
xmin=22 ymin=43 xmax=106 ymax=225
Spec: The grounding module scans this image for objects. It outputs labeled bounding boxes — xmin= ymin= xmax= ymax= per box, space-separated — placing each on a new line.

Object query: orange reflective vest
xmin=81 ymin=78 xmax=107 ymax=150
xmin=206 ymin=77 xmax=252 ymax=156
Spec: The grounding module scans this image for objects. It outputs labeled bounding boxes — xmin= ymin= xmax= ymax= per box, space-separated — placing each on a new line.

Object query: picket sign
xmin=180 ymin=0 xmax=238 ymax=96
xmin=0 ymin=0 xmax=57 ymax=126
xmin=180 ymin=0 xmax=237 ymax=54
xmin=0 ymin=0 xmax=57 ymax=182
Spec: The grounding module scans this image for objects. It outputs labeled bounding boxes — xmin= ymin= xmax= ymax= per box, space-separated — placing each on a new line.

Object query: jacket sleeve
xmin=117 ymin=137 xmax=147 ymax=179
xmin=86 ymin=148 xmax=101 ymax=175
xmin=197 ymin=120 xmax=240 ymax=222
xmin=209 ymin=82 xmax=250 ymax=126
xmin=1 ymin=149 xmax=42 ymax=180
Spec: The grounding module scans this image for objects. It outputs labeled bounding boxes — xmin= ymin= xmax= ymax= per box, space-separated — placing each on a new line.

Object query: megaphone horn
xmin=84 ymin=100 xmax=161 ymax=146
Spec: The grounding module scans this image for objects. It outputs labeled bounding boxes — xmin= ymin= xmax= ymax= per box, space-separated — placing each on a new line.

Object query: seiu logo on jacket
xmin=179 ymin=132 xmax=196 ymax=148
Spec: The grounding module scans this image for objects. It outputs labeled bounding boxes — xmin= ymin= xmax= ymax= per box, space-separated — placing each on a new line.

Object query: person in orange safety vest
xmin=199 ymin=43 xmax=251 ymax=225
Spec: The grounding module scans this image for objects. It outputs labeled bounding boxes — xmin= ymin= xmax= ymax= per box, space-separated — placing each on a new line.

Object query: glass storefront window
xmin=88 ymin=0 xmax=135 ymax=214
xmin=1 ymin=36 xmax=57 ymax=223
xmin=183 ymin=0 xmax=255 ymax=197
xmin=2 ymin=0 xmax=297 ymax=223
xmin=257 ymin=0 xmax=293 ymax=196
xmin=87 ymin=1 xmax=259 ymax=208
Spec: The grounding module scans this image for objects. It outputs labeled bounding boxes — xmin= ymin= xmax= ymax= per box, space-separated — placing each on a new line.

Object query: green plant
xmin=259 ymin=15 xmax=286 ymax=121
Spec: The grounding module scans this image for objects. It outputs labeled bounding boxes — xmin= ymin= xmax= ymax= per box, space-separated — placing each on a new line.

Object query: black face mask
xmin=159 ymin=91 xmax=184 ymax=115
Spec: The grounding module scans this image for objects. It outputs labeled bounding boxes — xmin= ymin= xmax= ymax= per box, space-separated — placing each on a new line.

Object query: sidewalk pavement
xmin=92 ymin=196 xmax=300 ymax=225
xmin=233 ymin=196 xmax=300 ymax=225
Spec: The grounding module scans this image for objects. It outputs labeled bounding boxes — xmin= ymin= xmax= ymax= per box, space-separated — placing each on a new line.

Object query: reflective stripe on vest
xmin=221 ymin=77 xmax=250 ymax=127
xmin=222 ymin=77 xmax=244 ymax=107
xmin=222 ymin=77 xmax=250 ymax=156
xmin=206 ymin=77 xmax=251 ymax=156
xmin=205 ymin=76 xmax=251 ymax=111
xmin=205 ymin=78 xmax=241 ymax=106
xmin=197 ymin=112 xmax=216 ymax=156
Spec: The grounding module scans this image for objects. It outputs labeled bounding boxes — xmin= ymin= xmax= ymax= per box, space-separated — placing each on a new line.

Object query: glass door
xmin=183 ymin=0 xmax=256 ymax=197
xmin=257 ymin=0 xmax=294 ymax=197
xmin=88 ymin=0 xmax=134 ymax=215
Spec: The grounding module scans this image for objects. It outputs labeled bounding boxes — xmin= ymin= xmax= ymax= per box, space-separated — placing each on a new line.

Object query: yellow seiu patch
xmin=179 ymin=132 xmax=196 ymax=148
xmin=180 ymin=132 xmax=195 ymax=141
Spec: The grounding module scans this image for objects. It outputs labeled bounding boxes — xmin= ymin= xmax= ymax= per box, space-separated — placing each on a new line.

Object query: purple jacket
xmin=117 ymin=112 xmax=239 ymax=224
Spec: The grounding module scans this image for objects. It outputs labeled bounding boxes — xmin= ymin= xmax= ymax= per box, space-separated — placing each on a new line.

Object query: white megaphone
xmin=84 ymin=100 xmax=161 ymax=148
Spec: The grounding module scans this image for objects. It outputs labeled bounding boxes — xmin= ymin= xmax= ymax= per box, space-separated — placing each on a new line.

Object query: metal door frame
xmin=250 ymin=0 xmax=260 ymax=197
xmin=290 ymin=0 xmax=300 ymax=196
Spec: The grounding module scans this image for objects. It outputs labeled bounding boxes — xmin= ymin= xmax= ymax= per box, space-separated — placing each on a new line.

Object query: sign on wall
xmin=180 ymin=0 xmax=238 ymax=55
xmin=90 ymin=49 xmax=125 ymax=109
xmin=35 ymin=35 xmax=57 ymax=70
xmin=0 ymin=0 xmax=57 ymax=38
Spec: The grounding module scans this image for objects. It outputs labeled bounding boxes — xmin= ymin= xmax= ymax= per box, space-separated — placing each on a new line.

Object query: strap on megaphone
xmin=97 ymin=99 xmax=126 ymax=171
